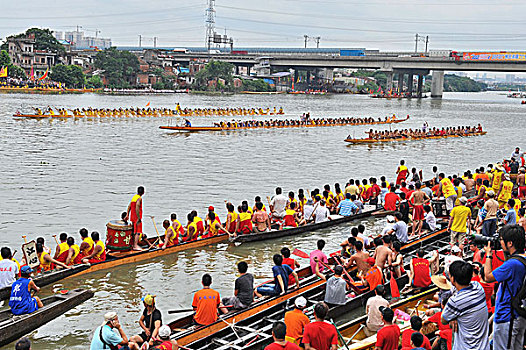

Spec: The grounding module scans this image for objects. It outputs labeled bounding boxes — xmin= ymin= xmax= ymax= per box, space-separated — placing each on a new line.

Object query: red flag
xmin=29 ymin=66 xmax=34 ymax=80
xmin=390 ymin=273 xmax=400 ymax=298
xmin=146 ymin=102 xmax=150 ymax=107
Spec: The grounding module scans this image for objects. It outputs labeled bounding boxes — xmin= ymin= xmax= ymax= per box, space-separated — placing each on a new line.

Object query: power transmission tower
xmin=205 ymin=0 xmax=216 ymax=51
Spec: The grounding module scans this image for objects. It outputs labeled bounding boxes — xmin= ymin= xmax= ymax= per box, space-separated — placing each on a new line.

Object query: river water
xmin=0 ymin=91 xmax=523 ymax=348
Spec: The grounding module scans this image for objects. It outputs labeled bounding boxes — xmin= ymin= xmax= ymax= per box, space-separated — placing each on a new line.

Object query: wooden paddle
xmin=292 ymin=248 xmax=309 ymax=259
xmin=167 ymin=308 xmax=194 ymax=314
xmin=52 ymin=235 xmax=59 ymax=245
xmin=149 ymin=216 xmax=162 ymax=247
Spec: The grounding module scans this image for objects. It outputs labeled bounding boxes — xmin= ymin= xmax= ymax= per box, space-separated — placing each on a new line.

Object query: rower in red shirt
xmin=53 ymin=233 xmax=69 ymax=263
xmin=125 ymin=186 xmax=145 ymax=251
xmin=409 ymin=249 xmax=432 ymax=288
xmin=376 ymin=307 xmax=400 ymax=350
xmin=265 ymin=321 xmax=301 ymax=350
xmin=384 ymin=187 xmax=400 ymax=211
xmin=281 ymin=247 xmax=300 ymax=285
xmin=401 ymin=316 xmax=432 ymax=350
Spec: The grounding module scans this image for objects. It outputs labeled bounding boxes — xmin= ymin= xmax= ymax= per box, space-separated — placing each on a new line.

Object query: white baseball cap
xmin=295 ymin=296 xmax=307 ymax=308
xmin=159 ymin=325 xmax=171 ymax=338
xmin=451 ymin=245 xmax=461 ymax=253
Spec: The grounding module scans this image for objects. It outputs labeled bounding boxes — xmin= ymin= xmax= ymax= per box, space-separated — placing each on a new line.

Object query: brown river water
xmin=0 ymin=91 xmax=523 ymax=349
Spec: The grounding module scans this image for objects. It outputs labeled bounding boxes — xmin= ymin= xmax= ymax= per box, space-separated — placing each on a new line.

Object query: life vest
xmin=56 ymin=242 xmax=69 ymax=263
xmin=187 ymin=222 xmax=198 ymax=240
xmin=129 ymin=194 xmax=142 ymax=223
xmin=68 ymin=244 xmax=80 ymax=265
xmin=238 ymin=212 xmax=253 ymax=234
xmin=492 ymin=171 xmax=503 ymax=191
xmin=165 ymin=226 xmax=178 ymax=246
xmin=93 ymin=241 xmax=106 ymax=261
xmin=172 ymin=219 xmax=185 ymax=237
xmin=209 ymin=219 xmax=220 ymax=237
xmin=514 ymin=199 xmax=522 ymax=217
xmin=397 ymin=165 xmax=408 ymax=182
xmin=227 ymin=212 xmax=238 ymax=233
xmin=39 ymin=252 xmax=52 ymax=272
xmin=193 ymin=216 xmax=205 ymax=235
xmin=440 ymin=178 xmax=456 ymax=198
xmin=81 ymin=237 xmax=95 ymax=256
xmin=498 ymin=180 xmax=513 ymax=202
xmin=284 ymin=209 xmax=297 ymax=227
xmin=454 ymin=186 xmax=463 ymax=206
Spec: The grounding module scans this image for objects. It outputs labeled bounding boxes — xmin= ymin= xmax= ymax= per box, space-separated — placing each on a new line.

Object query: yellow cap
xmin=142 ymin=294 xmax=155 ymax=306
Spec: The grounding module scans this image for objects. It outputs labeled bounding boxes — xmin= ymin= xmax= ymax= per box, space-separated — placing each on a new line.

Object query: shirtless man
xmin=518 ymin=168 xmax=526 ymax=200
xmin=345 ymin=241 xmax=370 ymax=277
xmin=373 ymin=235 xmax=392 ymax=270
xmin=408 ymin=182 xmax=430 ymax=236
xmin=252 ymin=202 xmax=271 ymax=232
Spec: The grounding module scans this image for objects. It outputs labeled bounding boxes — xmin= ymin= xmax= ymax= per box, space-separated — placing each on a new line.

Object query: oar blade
xmin=292 ymin=248 xmax=309 ymax=259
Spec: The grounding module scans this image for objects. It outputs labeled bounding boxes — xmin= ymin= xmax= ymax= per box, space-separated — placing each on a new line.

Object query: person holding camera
xmin=483 ymin=225 xmax=526 ymax=350
xmin=90 ymin=312 xmax=138 ymax=350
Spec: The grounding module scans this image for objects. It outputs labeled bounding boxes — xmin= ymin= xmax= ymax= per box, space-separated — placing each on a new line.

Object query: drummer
xmin=125 ymin=186 xmax=145 ymax=251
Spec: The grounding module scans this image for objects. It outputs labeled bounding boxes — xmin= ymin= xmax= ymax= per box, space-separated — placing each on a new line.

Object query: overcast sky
xmin=2 ymin=0 xmax=526 ymax=52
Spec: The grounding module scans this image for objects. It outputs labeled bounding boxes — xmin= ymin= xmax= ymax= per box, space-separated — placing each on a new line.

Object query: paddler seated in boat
xmin=65 ymin=237 xmax=81 ymax=266
xmin=77 ymin=228 xmax=93 ymax=262
xmin=186 ymin=213 xmax=199 ymax=241
xmin=36 ymin=237 xmax=51 ymax=255
xmin=192 ymin=273 xmax=228 ymax=326
xmin=81 ymin=231 xmax=106 ymax=264
xmin=53 ymin=232 xmax=69 ymax=264
xmin=184 ymin=118 xmax=191 ymax=127
xmin=337 ymin=193 xmax=359 ymax=217
xmin=236 ymin=204 xmax=253 ymax=235
xmin=270 ymin=187 xmax=289 ymax=222
xmin=9 ymin=266 xmax=44 ymax=315
xmin=252 ymin=202 xmax=271 ymax=233
xmin=205 ymin=206 xmax=221 ymax=230
xmin=345 ymin=241 xmax=370 ymax=279
xmin=36 ymin=243 xmax=70 ymax=273
xmin=357 ymin=257 xmax=383 ymax=292
xmin=160 ymin=219 xmax=178 ymax=249
xmin=281 ymin=202 xmax=300 ymax=229
xmin=255 ymin=254 xmax=299 ymax=297
xmin=170 ymin=213 xmax=185 ymax=242
xmin=222 ymin=261 xmax=254 ymax=310
xmin=254 ymin=196 xmax=267 ymax=212
xmin=191 ymin=210 xmax=205 ymax=238
xmin=0 ymin=247 xmax=19 ymax=288
xmin=129 ymin=295 xmax=162 ymax=348
xmin=205 ymin=212 xmax=230 ymax=238
xmin=224 ymin=202 xmax=239 ymax=235
xmin=302 ymin=198 xmax=315 ymax=224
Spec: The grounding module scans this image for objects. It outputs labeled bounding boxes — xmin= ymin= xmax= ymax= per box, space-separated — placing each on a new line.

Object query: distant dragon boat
xmin=160 ymin=115 xmax=409 ymax=132
xmin=345 ymin=131 xmax=487 ymax=144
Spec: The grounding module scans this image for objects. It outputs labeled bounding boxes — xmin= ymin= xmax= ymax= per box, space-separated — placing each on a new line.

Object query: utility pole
xmin=304 ymin=35 xmax=309 ymax=48
xmin=315 ymin=36 xmax=321 ymax=48
xmin=425 ymin=35 xmax=429 ymax=54
xmin=138 ymin=35 xmax=142 ymax=48
xmin=95 ymin=29 xmax=100 ymax=38
xmin=415 ymin=33 xmax=419 ymax=53
xmin=76 ymin=25 xmax=82 ymax=33
xmin=205 ymin=0 xmax=216 ymax=51
xmin=154 ymin=37 xmax=157 ymax=48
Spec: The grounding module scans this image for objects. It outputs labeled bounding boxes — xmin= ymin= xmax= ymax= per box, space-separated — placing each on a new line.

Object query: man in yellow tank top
xmin=53 ymin=233 xmax=69 ymax=264
xmin=496 ymin=174 xmax=514 ymax=208
xmin=65 ymin=237 xmax=81 ymax=266
xmin=491 ymin=164 xmax=505 ymax=192
xmin=437 ymin=173 xmax=457 ymax=213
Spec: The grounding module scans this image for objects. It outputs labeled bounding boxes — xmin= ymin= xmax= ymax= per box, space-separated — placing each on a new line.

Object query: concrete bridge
xmin=164 ymin=51 xmax=526 ymax=98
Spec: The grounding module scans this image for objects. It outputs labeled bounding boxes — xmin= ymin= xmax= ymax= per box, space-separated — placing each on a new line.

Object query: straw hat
xmin=495 ymin=164 xmax=504 ymax=171
xmin=431 ymin=275 xmax=452 ymax=290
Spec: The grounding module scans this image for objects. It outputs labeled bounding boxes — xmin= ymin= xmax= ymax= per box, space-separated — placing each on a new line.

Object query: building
xmin=7 ymin=34 xmax=57 ymax=77
xmin=54 ymin=30 xmax=112 ymax=50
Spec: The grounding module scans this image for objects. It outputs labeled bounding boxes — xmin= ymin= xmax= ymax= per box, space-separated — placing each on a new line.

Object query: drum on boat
xmin=106 ymin=220 xmax=133 ymax=251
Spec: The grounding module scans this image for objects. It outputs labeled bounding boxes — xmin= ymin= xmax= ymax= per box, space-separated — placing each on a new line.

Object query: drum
xmin=106 ymin=220 xmax=133 ymax=251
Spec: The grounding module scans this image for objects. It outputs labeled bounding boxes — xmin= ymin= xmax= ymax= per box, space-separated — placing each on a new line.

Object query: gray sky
xmin=2 ymin=0 xmax=526 ymax=51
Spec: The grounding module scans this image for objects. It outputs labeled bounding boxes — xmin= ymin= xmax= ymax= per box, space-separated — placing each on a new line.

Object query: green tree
xmin=193 ymin=60 xmax=235 ymax=91
xmin=0 ymin=49 xmax=26 ymax=78
xmin=86 ymin=75 xmax=103 ymax=88
xmin=50 ymin=64 xmax=86 ymax=88
xmin=94 ymin=48 xmax=139 ymax=88
xmin=0 ymin=50 xmax=10 ymax=66
xmin=242 ymin=79 xmax=272 ymax=92
xmin=2 ymin=28 xmax=65 ymax=53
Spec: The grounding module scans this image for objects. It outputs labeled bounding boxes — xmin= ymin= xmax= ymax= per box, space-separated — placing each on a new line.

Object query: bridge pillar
xmin=407 ymin=73 xmax=414 ymax=94
xmin=431 ymin=70 xmax=444 ymax=98
xmin=417 ymin=75 xmax=424 ymax=98
xmin=397 ymin=73 xmax=404 ymax=94
xmin=386 ymin=72 xmax=393 ymax=91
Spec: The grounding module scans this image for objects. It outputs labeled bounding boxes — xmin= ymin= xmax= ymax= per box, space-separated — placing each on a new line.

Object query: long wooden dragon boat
xmin=167 ymin=226 xmax=450 ymax=346
xmin=159 ymin=116 xmax=410 ymax=132
xmin=0 ymin=207 xmax=384 ymax=300
xmin=345 ymin=131 xmax=487 ymax=144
